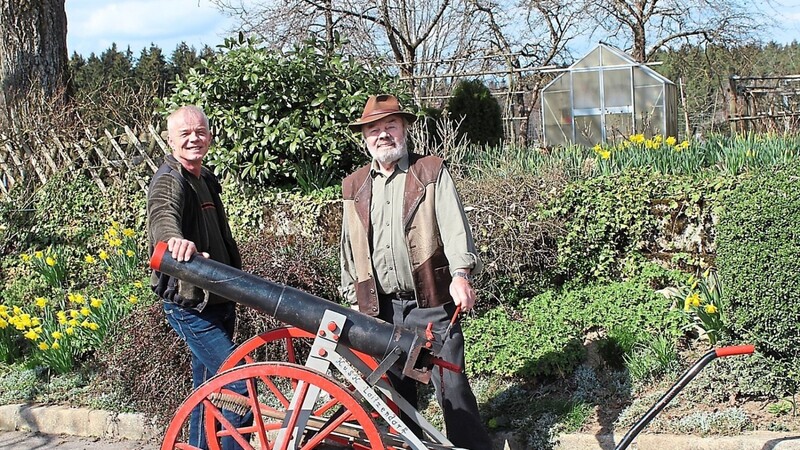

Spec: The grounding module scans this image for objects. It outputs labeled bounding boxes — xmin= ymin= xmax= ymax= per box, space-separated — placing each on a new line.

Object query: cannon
xmin=151 ymin=241 xmax=755 ymax=450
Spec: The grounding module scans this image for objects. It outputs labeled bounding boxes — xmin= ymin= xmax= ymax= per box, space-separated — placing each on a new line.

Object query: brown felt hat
xmin=348 ymin=94 xmax=417 ymax=132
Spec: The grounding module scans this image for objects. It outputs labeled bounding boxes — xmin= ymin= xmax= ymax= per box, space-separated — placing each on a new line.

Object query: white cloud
xmin=66 ymin=0 xmax=234 ymax=56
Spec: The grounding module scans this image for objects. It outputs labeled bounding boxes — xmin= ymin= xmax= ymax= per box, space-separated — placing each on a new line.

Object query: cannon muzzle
xmin=150 ymin=241 xmax=442 ymax=383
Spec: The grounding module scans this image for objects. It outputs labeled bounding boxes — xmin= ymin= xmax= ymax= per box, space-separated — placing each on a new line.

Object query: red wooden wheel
xmin=220 ymin=326 xmax=382 ymax=373
xmin=161 ymin=362 xmax=386 ymax=450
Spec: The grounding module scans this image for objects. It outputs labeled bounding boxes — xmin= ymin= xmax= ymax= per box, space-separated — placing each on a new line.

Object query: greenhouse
xmin=541 ymin=44 xmax=678 ymax=147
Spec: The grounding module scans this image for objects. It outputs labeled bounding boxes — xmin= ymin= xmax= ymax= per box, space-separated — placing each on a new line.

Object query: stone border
xmin=0 ymin=404 xmax=160 ymax=442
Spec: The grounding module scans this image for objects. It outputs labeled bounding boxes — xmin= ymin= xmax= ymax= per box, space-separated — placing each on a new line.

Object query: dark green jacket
xmin=147 ymin=155 xmax=241 ymax=310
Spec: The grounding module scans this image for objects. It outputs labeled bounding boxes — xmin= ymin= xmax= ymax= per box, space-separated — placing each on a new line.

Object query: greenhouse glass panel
xmin=635 ymin=85 xmax=666 ymax=135
xmin=573 ymin=71 xmax=601 ymax=109
xmin=605 ymin=113 xmax=634 ymax=142
xmin=603 ymin=68 xmax=632 ymax=108
xmin=575 ymin=115 xmax=602 ymax=147
xmin=542 ymin=90 xmax=571 ymax=146
xmin=599 ymin=48 xmax=628 ymax=66
xmin=574 ymin=48 xmax=601 ymax=68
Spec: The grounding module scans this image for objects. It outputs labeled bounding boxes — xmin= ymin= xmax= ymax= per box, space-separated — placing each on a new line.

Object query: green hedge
xmin=716 ymin=161 xmax=800 ymax=395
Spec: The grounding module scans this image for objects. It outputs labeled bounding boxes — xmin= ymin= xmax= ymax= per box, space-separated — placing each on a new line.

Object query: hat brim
xmin=348 ymin=111 xmax=417 ymax=132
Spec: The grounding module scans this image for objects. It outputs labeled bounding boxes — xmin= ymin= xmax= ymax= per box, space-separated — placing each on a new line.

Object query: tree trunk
xmin=0 ymin=0 xmax=69 ymax=133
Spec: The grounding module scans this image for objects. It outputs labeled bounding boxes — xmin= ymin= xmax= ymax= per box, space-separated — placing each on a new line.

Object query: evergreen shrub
xmin=161 ymin=34 xmax=409 ymax=190
xmin=447 ymin=79 xmax=504 ymax=147
xmin=716 ymin=162 xmax=800 ymax=395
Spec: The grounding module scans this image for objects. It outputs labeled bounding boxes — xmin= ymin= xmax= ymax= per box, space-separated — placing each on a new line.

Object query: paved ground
xmin=0 ymin=431 xmax=159 ymax=450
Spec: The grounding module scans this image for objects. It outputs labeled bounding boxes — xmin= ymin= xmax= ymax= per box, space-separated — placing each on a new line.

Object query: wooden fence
xmin=0 ymin=125 xmax=171 ymax=198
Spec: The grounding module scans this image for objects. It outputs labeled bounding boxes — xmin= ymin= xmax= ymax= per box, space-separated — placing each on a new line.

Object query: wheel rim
xmin=161 ymin=362 xmax=386 ymax=450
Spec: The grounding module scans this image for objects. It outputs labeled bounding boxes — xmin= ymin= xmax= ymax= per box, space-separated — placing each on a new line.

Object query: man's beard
xmin=371 ymin=137 xmax=407 ymax=166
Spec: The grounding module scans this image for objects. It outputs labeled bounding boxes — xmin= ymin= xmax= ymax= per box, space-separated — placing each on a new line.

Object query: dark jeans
xmin=378 ymin=295 xmax=493 ymax=450
xmin=163 ymin=301 xmax=252 ymax=450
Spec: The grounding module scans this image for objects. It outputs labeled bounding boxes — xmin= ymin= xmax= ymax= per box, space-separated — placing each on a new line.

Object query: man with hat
xmin=339 ymin=94 xmax=492 ymax=449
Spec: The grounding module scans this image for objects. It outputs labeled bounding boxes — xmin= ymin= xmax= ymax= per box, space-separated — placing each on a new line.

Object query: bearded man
xmin=339 ymin=94 xmax=492 ymax=450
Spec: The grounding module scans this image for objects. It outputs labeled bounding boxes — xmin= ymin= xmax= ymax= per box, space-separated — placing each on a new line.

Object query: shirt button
xmin=386 ymin=201 xmax=390 ymax=204
xmin=386 ymin=245 xmax=390 ymax=248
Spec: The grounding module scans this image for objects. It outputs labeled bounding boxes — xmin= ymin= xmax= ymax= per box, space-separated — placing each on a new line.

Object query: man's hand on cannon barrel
xmin=166 ymin=237 xmax=210 ymax=262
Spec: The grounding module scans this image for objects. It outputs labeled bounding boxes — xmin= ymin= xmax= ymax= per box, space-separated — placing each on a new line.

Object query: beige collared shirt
xmin=340 ymin=153 xmax=481 ymax=301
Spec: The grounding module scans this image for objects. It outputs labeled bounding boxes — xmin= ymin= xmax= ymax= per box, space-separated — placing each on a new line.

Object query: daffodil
xmin=133 ymin=281 xmax=143 ymax=289
xmin=35 ymin=251 xmax=43 ymax=259
xmin=129 ymin=295 xmax=139 ymax=305
xmin=24 ymin=330 xmax=39 ymax=340
xmin=38 ymin=342 xmax=49 ymax=350
xmin=99 ymin=250 xmax=108 ymax=260
xmin=704 ymin=304 xmax=718 ymax=314
xmin=35 ymin=297 xmax=48 ymax=309
xmin=90 ymin=298 xmax=103 ymax=308
xmin=684 ymin=292 xmax=702 ymax=311
xmin=45 ymin=256 xmax=56 ymax=266
xmin=20 ymin=253 xmax=31 ymax=262
xmin=84 ymin=255 xmax=96 ymax=264
xmin=52 ymin=331 xmax=63 ymax=340
xmin=122 ymin=228 xmax=135 ymax=238
xmin=665 ymin=136 xmax=677 ymax=146
xmin=126 ymin=249 xmax=135 ymax=257
xmin=51 ymin=342 xmax=60 ymax=350
xmin=80 ymin=307 xmax=91 ymax=317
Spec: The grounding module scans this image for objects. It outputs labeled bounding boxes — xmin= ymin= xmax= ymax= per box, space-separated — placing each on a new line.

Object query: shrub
xmin=161 ymin=34 xmax=409 ymax=190
xmin=97 ymin=302 xmax=192 ymax=426
xmin=716 ymin=161 xmax=800 ymax=395
xmin=447 ymin=79 xmax=504 ymax=147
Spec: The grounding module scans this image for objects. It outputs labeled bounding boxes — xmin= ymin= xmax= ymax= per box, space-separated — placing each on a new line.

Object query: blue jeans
xmin=163 ymin=301 xmax=252 ymax=450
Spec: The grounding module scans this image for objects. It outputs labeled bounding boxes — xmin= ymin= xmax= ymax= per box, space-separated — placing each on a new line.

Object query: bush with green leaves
xmin=716 ymin=161 xmax=800 ymax=395
xmin=447 ymin=79 xmax=504 ymax=147
xmin=161 ymin=34 xmax=410 ymax=190
xmin=465 ymin=264 xmax=683 ymax=378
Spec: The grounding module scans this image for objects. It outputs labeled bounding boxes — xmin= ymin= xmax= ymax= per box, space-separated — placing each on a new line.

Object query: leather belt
xmin=380 ymin=291 xmax=416 ymax=301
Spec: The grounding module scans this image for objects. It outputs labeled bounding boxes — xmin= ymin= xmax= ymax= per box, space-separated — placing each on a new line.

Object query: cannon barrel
xmin=150 ymin=241 xmax=440 ymax=382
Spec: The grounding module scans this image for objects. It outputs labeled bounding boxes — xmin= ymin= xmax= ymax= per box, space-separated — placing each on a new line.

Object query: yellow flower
xmin=57 ymin=311 xmax=68 ymax=324
xmin=0 ymin=304 xmax=6 ymax=315
xmin=52 ymin=331 xmax=63 ymax=340
xmin=38 ymin=342 xmax=49 ymax=351
xmin=68 ymin=293 xmax=85 ymax=304
xmin=35 ymin=251 xmax=43 ymax=259
xmin=111 ymin=221 xmax=120 ymax=229
xmin=80 ymin=307 xmax=91 ymax=317
xmin=684 ymin=292 xmax=702 ymax=311
xmin=69 ymin=310 xmax=80 ymax=319
xmin=84 ymin=255 xmax=96 ymax=264
xmin=133 ymin=281 xmax=143 ymax=288
xmin=126 ymin=250 xmax=135 ymax=257
xmin=122 ymin=228 xmax=135 ymax=238
xmin=65 ymin=327 xmax=75 ymax=336
xmin=110 ymin=238 xmax=123 ymax=247
xmin=598 ymin=149 xmax=611 ymax=160
xmin=35 ymin=297 xmax=48 ymax=309
xmin=665 ymin=136 xmax=677 ymax=146
xmin=629 ymin=134 xmax=646 ymax=145
xmin=88 ymin=322 xmax=99 ymax=331
xmin=90 ymin=298 xmax=103 ymax=308
xmin=0 ymin=318 xmax=7 ymax=329
xmin=129 ymin=295 xmax=139 ymax=305
xmin=99 ymin=250 xmax=108 ymax=260
xmin=68 ymin=318 xmax=78 ymax=327
xmin=81 ymin=320 xmax=90 ymax=328
xmin=705 ymin=304 xmax=718 ymax=314
xmin=21 ymin=253 xmax=31 ymax=262
xmin=24 ymin=330 xmax=39 ymax=340
xmin=107 ymin=227 xmax=118 ymax=238
xmin=45 ymin=256 xmax=56 ymax=266
xmin=51 ymin=341 xmax=60 ymax=350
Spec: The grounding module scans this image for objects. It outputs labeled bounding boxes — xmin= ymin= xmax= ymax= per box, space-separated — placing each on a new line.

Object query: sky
xmin=65 ymin=0 xmax=800 ymax=59
xmin=65 ymin=0 xmax=236 ymax=57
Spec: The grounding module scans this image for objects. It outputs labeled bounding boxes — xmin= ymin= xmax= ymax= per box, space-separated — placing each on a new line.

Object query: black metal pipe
xmin=615 ymin=345 xmax=754 ymax=450
xmin=150 ymin=241 xmax=441 ymax=383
